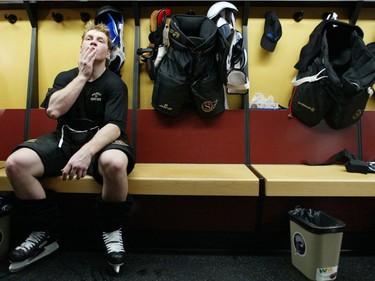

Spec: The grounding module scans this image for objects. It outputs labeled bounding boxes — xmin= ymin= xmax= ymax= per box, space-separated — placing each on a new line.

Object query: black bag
xmin=289 ymin=19 xmax=375 ymax=129
xmin=305 ymin=148 xmax=375 ymax=174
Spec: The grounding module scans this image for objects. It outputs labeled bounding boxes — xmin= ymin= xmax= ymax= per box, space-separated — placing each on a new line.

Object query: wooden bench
xmin=2 ymin=109 xmax=375 ymax=251
xmin=2 ymin=109 xmax=375 ymax=200
xmin=0 ymin=161 xmax=258 ymax=196
xmin=250 ymin=110 xmax=368 ymax=197
xmin=252 ymin=164 xmax=375 ymax=197
xmin=0 ymin=108 xmax=262 ymax=251
xmin=248 ymin=110 xmax=375 ymax=249
xmin=249 ymin=110 xmax=375 ymax=197
xmin=0 ymin=109 xmax=259 ymax=197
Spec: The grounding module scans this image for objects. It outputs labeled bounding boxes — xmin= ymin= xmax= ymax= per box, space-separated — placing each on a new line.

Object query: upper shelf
xmin=1 ymin=0 xmax=375 ymax=6
xmin=1 ymin=0 xmax=373 ymax=26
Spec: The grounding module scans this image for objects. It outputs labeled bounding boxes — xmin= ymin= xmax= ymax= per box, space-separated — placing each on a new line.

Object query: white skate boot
xmin=102 ymin=228 xmax=125 ymax=273
xmin=9 ymin=231 xmax=59 ymax=272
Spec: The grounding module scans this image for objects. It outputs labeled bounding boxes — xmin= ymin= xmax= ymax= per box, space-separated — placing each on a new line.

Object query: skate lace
xmin=103 ymin=228 xmax=124 ymax=253
xmin=16 ymin=231 xmax=46 ymax=252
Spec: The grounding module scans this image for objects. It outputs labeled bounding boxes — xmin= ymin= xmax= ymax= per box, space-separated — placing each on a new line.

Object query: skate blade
xmin=9 ymin=242 xmax=59 ymax=273
xmin=109 ymin=262 xmax=123 ymax=273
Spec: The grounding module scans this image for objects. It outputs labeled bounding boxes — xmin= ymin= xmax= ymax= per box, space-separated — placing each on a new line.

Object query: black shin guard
xmin=14 ymin=189 xmax=59 ymax=235
xmin=95 ymin=197 xmax=133 ymax=232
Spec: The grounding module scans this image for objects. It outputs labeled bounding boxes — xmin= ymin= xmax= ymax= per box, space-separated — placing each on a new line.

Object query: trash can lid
xmin=289 ymin=207 xmax=346 ymax=234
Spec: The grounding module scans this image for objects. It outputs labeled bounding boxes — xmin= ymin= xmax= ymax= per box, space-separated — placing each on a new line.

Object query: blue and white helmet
xmin=95 ymin=5 xmax=125 ymax=76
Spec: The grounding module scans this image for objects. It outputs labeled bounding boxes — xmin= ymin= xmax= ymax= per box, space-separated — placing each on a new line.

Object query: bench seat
xmin=252 ymin=164 xmax=375 ymax=197
xmin=0 ymin=161 xmax=259 ymax=196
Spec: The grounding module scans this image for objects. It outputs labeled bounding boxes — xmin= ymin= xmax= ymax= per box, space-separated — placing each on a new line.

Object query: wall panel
xmin=0 ymin=9 xmax=30 ymax=108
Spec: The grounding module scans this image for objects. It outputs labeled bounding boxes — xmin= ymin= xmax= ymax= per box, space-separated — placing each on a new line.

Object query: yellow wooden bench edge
xmin=0 ymin=162 xmax=259 ymax=196
xmin=252 ymin=164 xmax=375 ymax=197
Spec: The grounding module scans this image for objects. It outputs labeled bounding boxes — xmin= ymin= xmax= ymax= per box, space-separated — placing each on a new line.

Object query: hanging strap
xmin=291 ymin=68 xmax=328 ymax=86
xmin=305 ymin=148 xmax=375 ymax=174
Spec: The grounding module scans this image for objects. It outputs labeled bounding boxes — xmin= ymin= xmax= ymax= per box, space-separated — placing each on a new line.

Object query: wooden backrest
xmin=249 ymin=110 xmax=358 ymax=164
xmin=29 ymin=109 xmax=57 ymax=139
xmin=360 ymin=111 xmax=375 ymax=162
xmin=0 ymin=109 xmax=25 ymax=160
xmin=0 ymin=109 xmax=133 ymax=160
xmin=135 ymin=109 xmax=246 ymax=164
xmin=1 ymin=108 xmax=364 ymax=165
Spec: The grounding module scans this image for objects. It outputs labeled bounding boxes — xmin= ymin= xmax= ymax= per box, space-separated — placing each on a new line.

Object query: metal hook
xmin=4 ymin=14 xmax=17 ymax=24
xmin=52 ymin=12 xmax=63 ymax=23
xmin=322 ymin=11 xmax=338 ymax=20
xmin=293 ymin=10 xmax=304 ymax=22
xmin=80 ymin=12 xmax=91 ymax=23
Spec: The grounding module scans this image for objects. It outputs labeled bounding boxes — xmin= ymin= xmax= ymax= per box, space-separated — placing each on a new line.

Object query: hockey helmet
xmin=95 ymin=5 xmax=123 ymax=47
xmin=95 ymin=5 xmax=125 ymax=75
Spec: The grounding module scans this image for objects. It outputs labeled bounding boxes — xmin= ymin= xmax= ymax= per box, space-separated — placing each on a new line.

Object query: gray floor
xmin=0 ymin=250 xmax=374 ymax=281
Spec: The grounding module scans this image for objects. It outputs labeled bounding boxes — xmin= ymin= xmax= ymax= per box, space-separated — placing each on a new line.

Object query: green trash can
xmin=288 ymin=206 xmax=346 ymax=281
xmin=0 ymin=200 xmax=12 ymax=263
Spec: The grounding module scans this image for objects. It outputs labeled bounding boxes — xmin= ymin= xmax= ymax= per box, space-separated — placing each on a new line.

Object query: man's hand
xmin=78 ymin=46 xmax=96 ymax=80
xmin=61 ymin=148 xmax=92 ymax=180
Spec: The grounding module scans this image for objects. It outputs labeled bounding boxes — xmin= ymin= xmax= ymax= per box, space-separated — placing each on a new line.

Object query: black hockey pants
xmin=152 ymin=14 xmax=225 ymax=117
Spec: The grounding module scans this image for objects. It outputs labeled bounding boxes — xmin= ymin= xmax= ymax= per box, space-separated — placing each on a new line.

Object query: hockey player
xmin=5 ymin=22 xmax=135 ymax=273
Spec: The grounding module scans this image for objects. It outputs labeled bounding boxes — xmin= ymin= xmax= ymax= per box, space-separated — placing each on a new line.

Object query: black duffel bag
xmin=289 ymin=19 xmax=375 ymax=129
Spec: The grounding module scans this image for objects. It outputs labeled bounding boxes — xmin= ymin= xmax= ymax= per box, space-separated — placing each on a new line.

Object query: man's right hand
xmin=61 ymin=147 xmax=93 ymax=180
xmin=78 ymin=46 xmax=96 ymax=80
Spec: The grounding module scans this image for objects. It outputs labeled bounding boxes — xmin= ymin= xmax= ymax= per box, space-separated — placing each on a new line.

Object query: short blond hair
xmin=82 ymin=21 xmax=111 ymax=49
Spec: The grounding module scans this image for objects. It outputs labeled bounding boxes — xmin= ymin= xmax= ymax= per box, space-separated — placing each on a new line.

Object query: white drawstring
xmin=58 ymin=125 xmax=99 ymax=148
xmin=58 ymin=125 xmax=66 ymax=148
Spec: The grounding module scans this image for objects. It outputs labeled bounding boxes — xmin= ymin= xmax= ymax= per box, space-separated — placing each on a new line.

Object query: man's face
xmin=81 ymin=29 xmax=110 ymax=61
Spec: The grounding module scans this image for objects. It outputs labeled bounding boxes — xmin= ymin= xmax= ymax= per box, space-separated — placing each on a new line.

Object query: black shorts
xmin=14 ymin=132 xmax=136 ymax=184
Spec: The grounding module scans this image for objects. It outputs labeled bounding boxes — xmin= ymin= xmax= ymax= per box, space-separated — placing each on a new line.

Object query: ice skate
xmin=102 ymin=228 xmax=125 ymax=273
xmin=9 ymin=231 xmax=59 ymax=273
